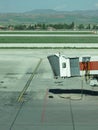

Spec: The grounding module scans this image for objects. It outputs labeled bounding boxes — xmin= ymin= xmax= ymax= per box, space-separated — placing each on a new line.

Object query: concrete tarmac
xmin=0 ymin=49 xmax=98 ymax=130
xmin=0 ymin=43 xmax=98 ymax=48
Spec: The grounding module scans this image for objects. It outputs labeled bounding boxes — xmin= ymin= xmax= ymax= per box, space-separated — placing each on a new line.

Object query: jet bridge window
xmin=62 ymin=62 xmax=66 ymax=68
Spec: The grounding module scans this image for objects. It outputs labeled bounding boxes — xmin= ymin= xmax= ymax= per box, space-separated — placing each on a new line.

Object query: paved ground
xmin=1 ymin=43 xmax=98 ymax=48
xmin=0 ymin=34 xmax=97 ymax=37
xmin=0 ymin=49 xmax=98 ymax=130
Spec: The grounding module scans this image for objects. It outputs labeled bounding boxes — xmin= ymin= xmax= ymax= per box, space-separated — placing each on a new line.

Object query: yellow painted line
xmin=17 ymin=58 xmax=42 ymax=102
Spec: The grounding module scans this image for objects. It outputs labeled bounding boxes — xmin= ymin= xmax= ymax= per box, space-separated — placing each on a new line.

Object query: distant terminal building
xmin=0 ymin=25 xmax=6 ymax=30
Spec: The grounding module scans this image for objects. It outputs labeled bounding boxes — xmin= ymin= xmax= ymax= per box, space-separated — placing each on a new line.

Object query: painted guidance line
xmin=17 ymin=58 xmax=42 ymax=102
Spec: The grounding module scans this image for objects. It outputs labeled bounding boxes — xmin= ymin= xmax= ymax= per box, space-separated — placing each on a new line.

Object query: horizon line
xmin=0 ymin=8 xmax=98 ymax=13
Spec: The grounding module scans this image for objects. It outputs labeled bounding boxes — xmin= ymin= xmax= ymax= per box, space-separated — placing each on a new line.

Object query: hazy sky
xmin=0 ymin=0 xmax=98 ymax=13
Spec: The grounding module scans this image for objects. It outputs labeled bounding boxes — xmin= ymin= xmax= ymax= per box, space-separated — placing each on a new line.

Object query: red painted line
xmin=41 ymin=89 xmax=48 ymax=123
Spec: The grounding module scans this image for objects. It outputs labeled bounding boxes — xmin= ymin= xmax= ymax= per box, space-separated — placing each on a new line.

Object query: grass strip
xmin=0 ymin=36 xmax=98 ymax=43
xmin=0 ymin=31 xmax=95 ymax=34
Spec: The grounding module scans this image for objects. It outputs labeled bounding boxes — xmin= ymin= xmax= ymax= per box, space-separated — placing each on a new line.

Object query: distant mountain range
xmin=0 ymin=9 xmax=98 ymax=25
xmin=25 ymin=9 xmax=98 ymax=16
